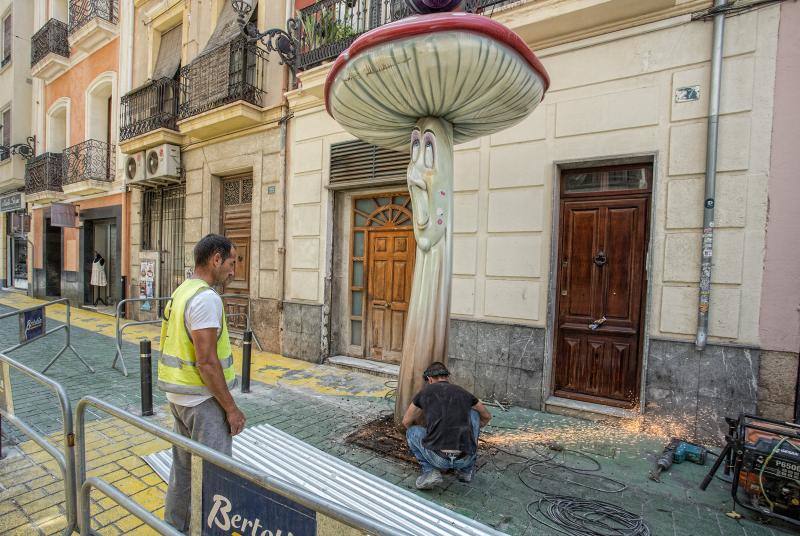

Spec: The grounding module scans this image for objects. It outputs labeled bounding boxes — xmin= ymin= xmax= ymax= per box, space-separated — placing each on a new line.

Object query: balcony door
xmin=220 ymin=175 xmax=253 ymax=332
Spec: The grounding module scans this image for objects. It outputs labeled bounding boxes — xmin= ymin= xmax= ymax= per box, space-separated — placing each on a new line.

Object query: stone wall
xmin=282 ymin=301 xmax=323 ymax=363
xmin=645 ymin=338 xmax=760 ymax=444
xmin=757 ymin=351 xmax=798 ymax=421
xmin=448 ymin=319 xmax=546 ymax=409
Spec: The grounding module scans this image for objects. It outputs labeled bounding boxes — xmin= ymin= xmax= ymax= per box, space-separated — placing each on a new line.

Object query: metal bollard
xmin=241 ymin=331 xmax=252 ymax=393
xmin=140 ymin=340 xmax=153 ymax=416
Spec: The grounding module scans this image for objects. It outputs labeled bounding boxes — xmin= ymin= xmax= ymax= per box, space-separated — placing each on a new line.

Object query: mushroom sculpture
xmin=325 ymin=4 xmax=550 ymax=421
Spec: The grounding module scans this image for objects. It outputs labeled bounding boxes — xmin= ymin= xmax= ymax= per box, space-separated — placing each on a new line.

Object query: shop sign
xmin=51 ymin=203 xmax=77 ymax=228
xmin=202 ymin=464 xmax=317 ymax=536
xmin=19 ymin=307 xmax=46 ymax=343
xmin=0 ymin=193 xmax=23 ymax=213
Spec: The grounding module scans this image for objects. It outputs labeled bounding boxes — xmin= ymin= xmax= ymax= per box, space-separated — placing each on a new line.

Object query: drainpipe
xmin=695 ymin=0 xmax=727 ymax=351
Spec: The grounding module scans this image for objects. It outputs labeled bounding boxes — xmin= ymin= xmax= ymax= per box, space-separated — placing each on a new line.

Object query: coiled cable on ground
xmin=526 ymin=495 xmax=651 ymax=536
xmin=489 ymin=444 xmax=650 ymax=535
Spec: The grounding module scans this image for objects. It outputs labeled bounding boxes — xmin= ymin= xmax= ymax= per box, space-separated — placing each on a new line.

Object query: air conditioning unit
xmin=145 ymin=144 xmax=180 ymax=180
xmin=124 ymin=152 xmax=145 ymax=184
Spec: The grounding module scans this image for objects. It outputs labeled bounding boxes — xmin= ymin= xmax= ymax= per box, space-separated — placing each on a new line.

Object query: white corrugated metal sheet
xmin=144 ymin=423 xmax=506 ymax=536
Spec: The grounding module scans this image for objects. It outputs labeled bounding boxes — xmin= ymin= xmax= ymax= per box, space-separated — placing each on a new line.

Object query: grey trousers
xmin=164 ymin=398 xmax=232 ymax=533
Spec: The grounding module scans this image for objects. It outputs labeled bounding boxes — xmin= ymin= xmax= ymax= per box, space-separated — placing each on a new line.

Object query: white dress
xmin=90 ymin=259 xmax=107 ymax=287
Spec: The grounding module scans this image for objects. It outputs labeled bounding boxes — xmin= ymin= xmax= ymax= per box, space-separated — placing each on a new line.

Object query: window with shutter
xmin=1 ymin=109 xmax=10 ymax=151
xmin=2 ymin=14 xmax=11 ymax=66
xmin=329 ymin=140 xmax=410 ymax=190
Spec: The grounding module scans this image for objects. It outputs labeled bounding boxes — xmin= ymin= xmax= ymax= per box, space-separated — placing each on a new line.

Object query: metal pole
xmin=241 ymin=331 xmax=252 ymax=393
xmin=695 ymin=0 xmax=726 ymax=351
xmin=140 ymin=340 xmax=153 ymax=416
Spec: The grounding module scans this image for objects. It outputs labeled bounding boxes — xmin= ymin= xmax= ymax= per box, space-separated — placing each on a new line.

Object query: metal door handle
xmin=384 ymin=303 xmax=391 ymax=309
xmin=589 ymin=316 xmax=606 ymax=330
xmin=594 ymin=251 xmax=607 ymax=267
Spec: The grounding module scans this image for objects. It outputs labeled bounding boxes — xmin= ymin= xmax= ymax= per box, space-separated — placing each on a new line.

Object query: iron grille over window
xmin=120 ymin=78 xmax=179 ymax=141
xmin=68 ymin=0 xmax=118 ymax=35
xmin=63 ymin=140 xmax=115 ymax=185
xmin=25 ymin=153 xmax=64 ymax=195
xmin=294 ymin=0 xmax=411 ymax=71
xmin=178 ymin=36 xmax=268 ymax=120
xmin=31 ymin=19 xmax=70 ymax=66
xmin=330 ymin=140 xmax=409 ymax=188
xmin=141 ymin=184 xmax=186 ymax=299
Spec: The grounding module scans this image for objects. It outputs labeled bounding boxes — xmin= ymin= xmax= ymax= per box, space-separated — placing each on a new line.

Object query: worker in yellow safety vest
xmin=159 ymin=233 xmax=246 ymax=533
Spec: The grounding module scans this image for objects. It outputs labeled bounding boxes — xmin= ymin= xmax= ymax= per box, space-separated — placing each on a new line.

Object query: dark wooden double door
xmin=554 ymin=166 xmax=651 ymax=408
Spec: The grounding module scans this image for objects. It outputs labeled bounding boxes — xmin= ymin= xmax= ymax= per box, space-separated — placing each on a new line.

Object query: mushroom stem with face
xmin=324 ymin=13 xmax=550 ymax=425
xmin=395 ymin=116 xmax=454 ymax=421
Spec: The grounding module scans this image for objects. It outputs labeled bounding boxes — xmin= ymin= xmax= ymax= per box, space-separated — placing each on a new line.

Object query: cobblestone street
xmin=0 ymin=292 xmax=796 ymax=535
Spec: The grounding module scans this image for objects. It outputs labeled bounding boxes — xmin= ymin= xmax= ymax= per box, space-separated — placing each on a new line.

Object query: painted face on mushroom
xmin=407 ymin=117 xmax=453 ymax=252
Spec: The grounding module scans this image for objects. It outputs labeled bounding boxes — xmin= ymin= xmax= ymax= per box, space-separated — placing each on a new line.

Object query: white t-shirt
xmin=166 ymin=288 xmax=223 ymax=408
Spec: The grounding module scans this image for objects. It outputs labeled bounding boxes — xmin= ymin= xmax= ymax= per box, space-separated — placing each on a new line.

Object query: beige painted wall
xmin=286 ymin=5 xmax=780 ymax=348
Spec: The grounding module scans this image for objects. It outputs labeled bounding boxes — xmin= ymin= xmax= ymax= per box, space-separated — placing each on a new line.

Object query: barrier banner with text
xmin=18 ymin=307 xmax=46 ymax=343
xmin=203 ymin=463 xmax=317 ymax=536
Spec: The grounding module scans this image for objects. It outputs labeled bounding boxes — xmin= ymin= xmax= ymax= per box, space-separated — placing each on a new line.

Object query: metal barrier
xmin=111 ymin=296 xmax=172 ymax=376
xmin=76 ymin=396 xmax=411 ymax=536
xmin=219 ymin=293 xmax=264 ymax=351
xmin=0 ymin=353 xmax=78 ymax=535
xmin=1 ymin=298 xmax=93 ymax=374
xmin=111 ymin=294 xmax=264 ymax=376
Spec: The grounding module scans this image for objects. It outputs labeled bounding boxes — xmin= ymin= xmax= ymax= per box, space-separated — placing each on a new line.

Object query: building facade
xmin=110 ymin=0 xmax=798 ymax=439
xmin=0 ymin=0 xmax=33 ymax=291
xmin=280 ymin=0 xmax=799 ymax=440
xmin=27 ymin=0 xmax=128 ymax=307
xmin=121 ymin=0 xmax=286 ymax=336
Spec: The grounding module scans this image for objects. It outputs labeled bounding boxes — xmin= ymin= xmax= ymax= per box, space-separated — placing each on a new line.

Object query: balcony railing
xmin=25 ymin=153 xmax=64 ymax=195
xmin=178 ymin=37 xmax=268 ymax=119
xmin=294 ymin=0 xmax=411 ymax=71
xmin=120 ymin=78 xmax=180 ymax=141
xmin=68 ymin=0 xmax=118 ymax=35
xmin=31 ymin=18 xmax=70 ymax=67
xmin=63 ymin=140 xmax=115 ymax=185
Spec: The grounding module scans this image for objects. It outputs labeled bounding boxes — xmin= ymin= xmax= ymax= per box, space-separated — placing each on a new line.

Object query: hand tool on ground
xmin=649 ymin=437 xmax=708 ymax=482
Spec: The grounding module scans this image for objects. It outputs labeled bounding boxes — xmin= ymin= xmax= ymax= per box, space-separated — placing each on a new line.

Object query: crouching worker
xmin=402 ymin=362 xmax=492 ymax=489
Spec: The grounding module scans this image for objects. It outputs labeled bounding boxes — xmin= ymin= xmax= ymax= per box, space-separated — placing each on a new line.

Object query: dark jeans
xmin=406 ymin=409 xmax=480 ymax=473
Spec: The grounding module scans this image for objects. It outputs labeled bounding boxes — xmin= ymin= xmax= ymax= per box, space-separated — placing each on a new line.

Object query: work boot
xmin=457 ymin=466 xmax=475 ymax=483
xmin=415 ymin=470 xmax=443 ymax=490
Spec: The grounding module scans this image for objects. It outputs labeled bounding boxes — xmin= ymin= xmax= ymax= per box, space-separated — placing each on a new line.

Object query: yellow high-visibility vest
xmin=157 ymin=279 xmax=236 ymax=395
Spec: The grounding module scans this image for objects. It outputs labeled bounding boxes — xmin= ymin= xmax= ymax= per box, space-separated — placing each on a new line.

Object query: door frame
xmin=343 ymin=190 xmax=414 ymax=361
xmin=543 ymin=154 xmax=660 ymax=415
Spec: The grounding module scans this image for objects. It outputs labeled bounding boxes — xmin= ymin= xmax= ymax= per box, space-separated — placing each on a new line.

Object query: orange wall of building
xmin=44 ymin=38 xmax=120 ymax=148
xmin=31 ymin=210 xmax=43 ymax=270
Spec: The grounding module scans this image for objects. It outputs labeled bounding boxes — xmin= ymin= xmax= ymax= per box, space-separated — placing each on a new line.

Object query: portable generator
xmin=702 ymin=414 xmax=800 ymax=527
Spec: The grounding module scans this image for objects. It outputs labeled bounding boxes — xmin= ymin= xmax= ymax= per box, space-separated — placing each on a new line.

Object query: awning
xmin=151 ymin=24 xmax=183 ymax=80
xmin=198 ymin=0 xmax=257 ymax=57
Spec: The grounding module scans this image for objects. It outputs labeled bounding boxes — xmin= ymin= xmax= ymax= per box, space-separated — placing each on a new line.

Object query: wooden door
xmin=367 ymin=230 xmax=414 ymax=363
xmin=554 ymin=166 xmax=650 ymax=407
xmin=221 ymin=176 xmax=252 ymax=331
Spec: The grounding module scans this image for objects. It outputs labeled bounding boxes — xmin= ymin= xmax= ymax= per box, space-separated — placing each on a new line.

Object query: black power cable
xmin=489 ymin=443 xmax=650 ymax=535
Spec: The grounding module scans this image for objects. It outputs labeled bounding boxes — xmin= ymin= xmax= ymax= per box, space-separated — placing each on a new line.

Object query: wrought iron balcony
xmin=178 ymin=37 xmax=268 ymax=119
xmin=294 ymin=0 xmax=411 ymax=71
xmin=25 ymin=153 xmax=64 ymax=195
xmin=68 ymin=0 xmax=118 ymax=35
xmin=120 ymin=78 xmax=180 ymax=142
xmin=63 ymin=140 xmax=115 ymax=186
xmin=31 ymin=19 xmax=70 ymax=67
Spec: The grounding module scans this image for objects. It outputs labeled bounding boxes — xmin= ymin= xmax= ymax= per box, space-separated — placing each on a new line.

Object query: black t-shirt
xmin=412 ymin=382 xmax=479 ymax=455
